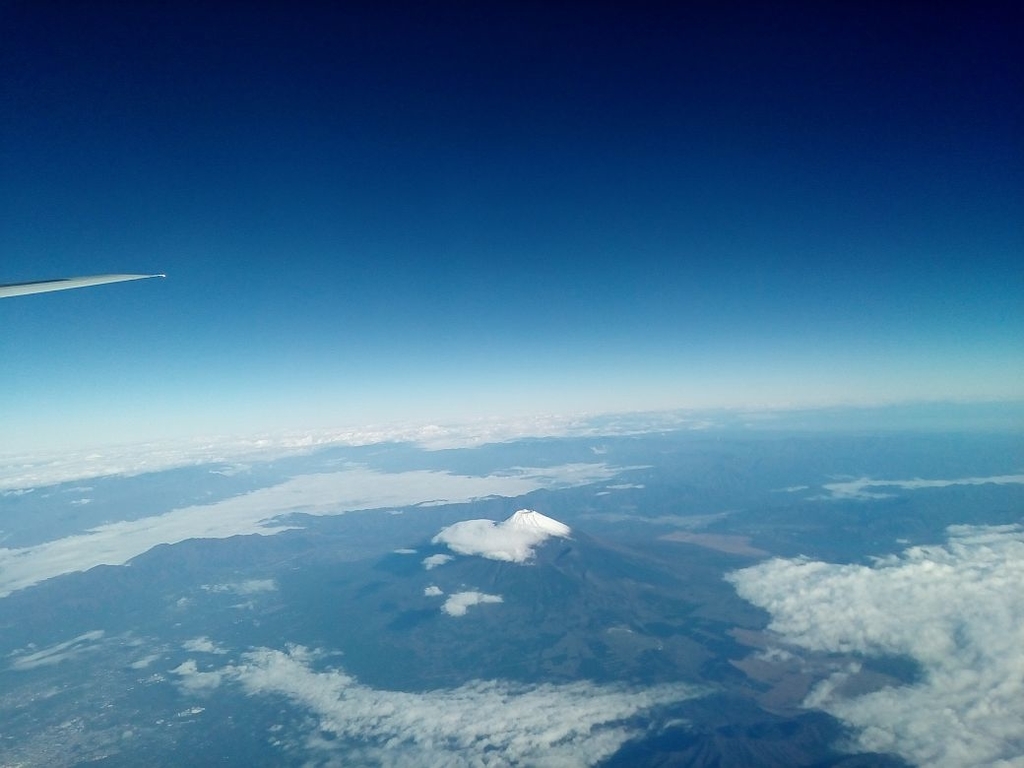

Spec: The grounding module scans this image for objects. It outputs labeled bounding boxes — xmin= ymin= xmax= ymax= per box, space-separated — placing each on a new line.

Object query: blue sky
xmin=2 ymin=3 xmax=1021 ymax=449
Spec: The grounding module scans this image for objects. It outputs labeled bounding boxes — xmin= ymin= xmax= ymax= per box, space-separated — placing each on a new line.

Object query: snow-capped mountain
xmin=504 ymin=509 xmax=572 ymax=537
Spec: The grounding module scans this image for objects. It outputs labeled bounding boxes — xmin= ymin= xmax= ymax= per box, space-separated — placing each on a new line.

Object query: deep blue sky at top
xmin=1 ymin=2 xmax=1021 ymax=448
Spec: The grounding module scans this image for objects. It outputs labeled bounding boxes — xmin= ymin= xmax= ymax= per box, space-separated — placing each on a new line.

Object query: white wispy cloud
xmin=202 ymin=579 xmax=277 ymax=595
xmin=182 ymin=637 xmax=228 ymax=655
xmin=129 ymin=652 xmax=163 ymax=670
xmin=432 ymin=509 xmax=571 ymax=564
xmin=818 ymin=473 xmax=1024 ymax=501
xmin=7 ymin=630 xmax=105 ymax=671
xmin=727 ymin=524 xmax=1024 ymax=768
xmin=441 ymin=591 xmax=502 ymax=617
xmin=422 ymin=554 xmax=453 ymax=570
xmin=0 ymin=463 xmax=615 ymax=598
xmin=1 ymin=488 xmax=34 ymax=497
xmin=171 ymin=643 xmax=705 ymax=766
xmin=423 ymin=585 xmax=443 ymax=597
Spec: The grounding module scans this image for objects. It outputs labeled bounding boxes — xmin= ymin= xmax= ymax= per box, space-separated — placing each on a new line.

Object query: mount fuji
xmin=505 ymin=508 xmax=572 ymax=536
xmin=268 ymin=509 xmax=878 ymax=766
xmin=430 ymin=508 xmax=572 ymax=563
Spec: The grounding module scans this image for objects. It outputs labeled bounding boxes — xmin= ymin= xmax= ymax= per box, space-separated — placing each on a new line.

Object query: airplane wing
xmin=0 ymin=273 xmax=165 ymax=299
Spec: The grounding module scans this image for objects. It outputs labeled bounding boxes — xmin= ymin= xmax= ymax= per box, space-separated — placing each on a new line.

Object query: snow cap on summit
xmin=432 ymin=509 xmax=571 ymax=564
xmin=505 ymin=509 xmax=572 ymax=537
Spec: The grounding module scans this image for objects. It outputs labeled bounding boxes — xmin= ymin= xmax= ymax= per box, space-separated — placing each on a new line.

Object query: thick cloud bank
xmin=433 ymin=509 xmax=571 ymax=563
xmin=727 ymin=525 xmax=1024 ymax=767
xmin=173 ymin=644 xmax=704 ymax=767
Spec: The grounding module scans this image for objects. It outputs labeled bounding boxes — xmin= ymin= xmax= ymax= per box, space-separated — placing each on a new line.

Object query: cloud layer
xmin=0 ymin=464 xmax=615 ymax=598
xmin=173 ymin=644 xmax=704 ymax=766
xmin=727 ymin=525 xmax=1024 ymax=767
xmin=0 ymin=409 xmax=696 ymax=491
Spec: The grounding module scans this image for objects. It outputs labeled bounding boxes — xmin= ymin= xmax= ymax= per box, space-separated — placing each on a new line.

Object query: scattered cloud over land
xmin=727 ymin=525 xmax=1024 ymax=767
xmin=441 ymin=591 xmax=503 ymax=617
xmin=129 ymin=652 xmax=162 ymax=670
xmin=202 ymin=579 xmax=276 ymax=595
xmin=182 ymin=637 xmax=227 ymax=655
xmin=171 ymin=659 xmax=224 ymax=694
xmin=7 ymin=630 xmax=105 ymax=671
xmin=1 ymin=488 xmax=34 ymax=497
xmin=0 ymin=464 xmax=614 ymax=598
xmin=171 ymin=643 xmax=705 ymax=766
xmin=818 ymin=473 xmax=1024 ymax=501
xmin=422 ymin=554 xmax=453 ymax=570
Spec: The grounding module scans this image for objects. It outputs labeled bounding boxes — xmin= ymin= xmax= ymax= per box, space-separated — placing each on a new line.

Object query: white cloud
xmin=202 ymin=579 xmax=277 ymax=595
xmin=432 ymin=509 xmax=571 ymax=564
xmin=170 ymin=659 xmax=224 ymax=694
xmin=182 ymin=637 xmax=228 ymax=655
xmin=422 ymin=554 xmax=453 ymax=570
xmin=7 ymin=630 xmax=105 ymax=671
xmin=423 ymin=586 xmax=443 ymax=597
xmin=393 ymin=548 xmax=417 ymax=555
xmin=433 ymin=520 xmax=541 ymax=563
xmin=175 ymin=644 xmax=704 ymax=766
xmin=727 ymin=525 xmax=1024 ymax=768
xmin=0 ymin=463 xmax=615 ymax=598
xmin=129 ymin=652 xmax=162 ymax=670
xmin=819 ymin=474 xmax=1024 ymax=501
xmin=441 ymin=591 xmax=502 ymax=617
xmin=754 ymin=647 xmax=796 ymax=664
